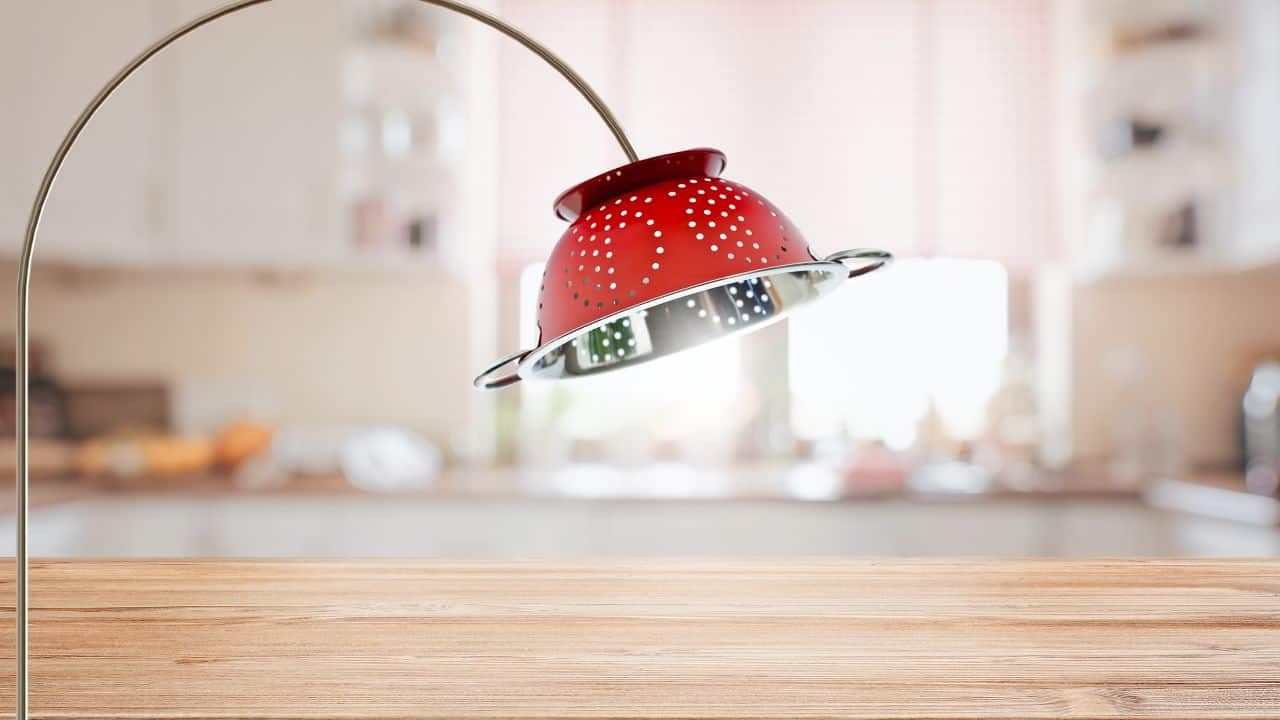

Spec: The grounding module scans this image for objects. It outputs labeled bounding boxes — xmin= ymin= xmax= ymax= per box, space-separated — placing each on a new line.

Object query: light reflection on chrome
xmin=528 ymin=265 xmax=843 ymax=380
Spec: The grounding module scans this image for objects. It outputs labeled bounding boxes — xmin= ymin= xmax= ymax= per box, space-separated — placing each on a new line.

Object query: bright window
xmin=788 ymin=258 xmax=1009 ymax=449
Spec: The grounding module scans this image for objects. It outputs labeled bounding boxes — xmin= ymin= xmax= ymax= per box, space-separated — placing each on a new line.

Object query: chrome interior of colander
xmin=522 ymin=262 xmax=846 ymax=381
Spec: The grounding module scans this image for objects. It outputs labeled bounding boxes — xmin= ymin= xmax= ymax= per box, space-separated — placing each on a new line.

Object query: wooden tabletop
xmin=1 ymin=559 xmax=1278 ymax=719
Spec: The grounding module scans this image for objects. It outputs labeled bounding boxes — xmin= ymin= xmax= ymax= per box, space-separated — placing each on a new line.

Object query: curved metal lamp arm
xmin=13 ymin=1 xmax=637 ymax=716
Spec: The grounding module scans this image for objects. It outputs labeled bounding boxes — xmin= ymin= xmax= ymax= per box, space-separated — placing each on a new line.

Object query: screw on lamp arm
xmin=12 ymin=0 xmax=637 ymax=716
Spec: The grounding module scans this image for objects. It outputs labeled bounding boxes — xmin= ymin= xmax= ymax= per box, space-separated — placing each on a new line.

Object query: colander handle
xmin=473 ymin=348 xmax=533 ymax=390
xmin=824 ymin=248 xmax=894 ymax=278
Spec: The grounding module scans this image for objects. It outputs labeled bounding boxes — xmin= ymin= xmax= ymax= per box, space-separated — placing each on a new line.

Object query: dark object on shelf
xmin=1111 ymin=23 xmax=1207 ymax=53
xmin=1130 ymin=119 xmax=1164 ymax=148
xmin=0 ymin=369 xmax=69 ymax=440
xmin=1099 ymin=117 xmax=1167 ymax=158
xmin=0 ymin=339 xmax=68 ymax=439
xmin=407 ymin=214 xmax=437 ymax=252
xmin=63 ymin=382 xmax=170 ymax=440
xmin=1157 ymin=202 xmax=1197 ymax=249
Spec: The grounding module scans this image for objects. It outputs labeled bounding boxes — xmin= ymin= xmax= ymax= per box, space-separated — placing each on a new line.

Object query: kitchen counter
xmin=2 ymin=559 xmax=1278 ymax=718
xmin=0 ymin=461 xmax=1139 ymax=517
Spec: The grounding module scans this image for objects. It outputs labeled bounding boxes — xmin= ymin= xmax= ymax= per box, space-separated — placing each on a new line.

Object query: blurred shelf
xmin=1091 ymin=34 xmax=1230 ymax=102
xmin=342 ymin=42 xmax=459 ymax=109
xmin=1075 ymin=247 xmax=1280 ymax=281
xmin=1098 ymin=142 xmax=1228 ymax=203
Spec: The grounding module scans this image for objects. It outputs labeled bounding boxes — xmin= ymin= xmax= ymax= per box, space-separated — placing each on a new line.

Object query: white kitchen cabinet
xmin=7 ymin=495 xmax=1278 ymax=557
xmin=166 ymin=0 xmax=346 ymax=267
xmin=3 ymin=0 xmax=471 ymax=269
xmin=1046 ymin=500 xmax=1280 ymax=556
xmin=0 ymin=0 xmax=343 ymax=267
xmin=165 ymin=0 xmax=475 ymax=269
xmin=594 ymin=502 xmax=901 ymax=556
xmin=0 ymin=0 xmax=166 ymax=264
xmin=1043 ymin=501 xmax=1179 ymax=556
xmin=1231 ymin=0 xmax=1280 ymax=266
xmin=200 ymin=497 xmax=597 ymax=557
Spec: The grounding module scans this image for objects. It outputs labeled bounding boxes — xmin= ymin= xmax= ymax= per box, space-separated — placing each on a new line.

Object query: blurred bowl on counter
xmin=340 ymin=427 xmax=441 ymax=492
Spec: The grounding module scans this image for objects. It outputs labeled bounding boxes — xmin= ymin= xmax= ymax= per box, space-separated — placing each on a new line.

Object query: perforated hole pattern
xmin=535 ymin=175 xmax=817 ymax=343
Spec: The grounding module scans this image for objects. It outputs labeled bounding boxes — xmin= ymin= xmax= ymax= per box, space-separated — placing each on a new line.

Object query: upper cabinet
xmin=0 ymin=0 xmax=166 ymax=264
xmin=1231 ymin=0 xmax=1280 ymax=266
xmin=165 ymin=0 xmax=346 ymax=267
xmin=1056 ymin=0 xmax=1280 ymax=277
xmin=0 ymin=0 xmax=481 ymax=271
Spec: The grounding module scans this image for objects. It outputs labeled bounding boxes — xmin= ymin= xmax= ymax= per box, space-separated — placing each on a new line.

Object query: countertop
xmin=1 ymin=462 xmax=1142 ymax=516
xmin=2 ymin=559 xmax=1278 ymax=718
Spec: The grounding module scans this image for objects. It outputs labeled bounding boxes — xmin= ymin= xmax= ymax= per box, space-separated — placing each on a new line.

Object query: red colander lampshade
xmin=474 ymin=148 xmax=891 ymax=389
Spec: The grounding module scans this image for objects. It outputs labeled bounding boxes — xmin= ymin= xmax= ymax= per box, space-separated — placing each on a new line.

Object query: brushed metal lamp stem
xmin=13 ymin=1 xmax=637 ymax=716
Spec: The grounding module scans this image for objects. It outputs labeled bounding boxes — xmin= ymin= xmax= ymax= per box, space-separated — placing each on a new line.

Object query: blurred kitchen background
xmin=2 ymin=0 xmax=1279 ymax=556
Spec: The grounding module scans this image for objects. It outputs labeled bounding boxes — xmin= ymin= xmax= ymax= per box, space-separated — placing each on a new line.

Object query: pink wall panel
xmin=496 ymin=0 xmax=1057 ymax=270
xmin=930 ymin=0 xmax=1057 ymax=268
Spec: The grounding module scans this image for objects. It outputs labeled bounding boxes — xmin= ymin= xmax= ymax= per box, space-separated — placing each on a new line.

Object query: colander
xmin=11 ymin=3 xmax=898 ymax=715
xmin=474 ymin=148 xmax=892 ymax=388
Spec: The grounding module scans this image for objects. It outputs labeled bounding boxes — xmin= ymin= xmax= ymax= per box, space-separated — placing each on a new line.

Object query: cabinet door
xmin=1234 ymin=0 xmax=1280 ymax=265
xmin=0 ymin=0 xmax=165 ymax=264
xmin=167 ymin=0 xmax=344 ymax=267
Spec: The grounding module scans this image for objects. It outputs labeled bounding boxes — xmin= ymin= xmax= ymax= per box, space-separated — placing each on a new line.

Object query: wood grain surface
xmin=1 ymin=559 xmax=1279 ymax=719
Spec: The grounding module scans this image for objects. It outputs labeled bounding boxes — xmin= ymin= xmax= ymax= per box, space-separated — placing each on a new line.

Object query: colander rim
xmin=517 ymin=258 xmax=849 ymax=380
xmin=552 ymin=147 xmax=727 ymax=222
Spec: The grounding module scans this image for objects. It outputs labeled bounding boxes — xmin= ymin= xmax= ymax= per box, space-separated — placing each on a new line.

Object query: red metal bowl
xmin=475 ymin=148 xmax=891 ymax=389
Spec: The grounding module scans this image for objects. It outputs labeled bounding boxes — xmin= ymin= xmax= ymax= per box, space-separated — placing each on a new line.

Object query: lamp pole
xmin=13 ymin=1 xmax=637 ymax=716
